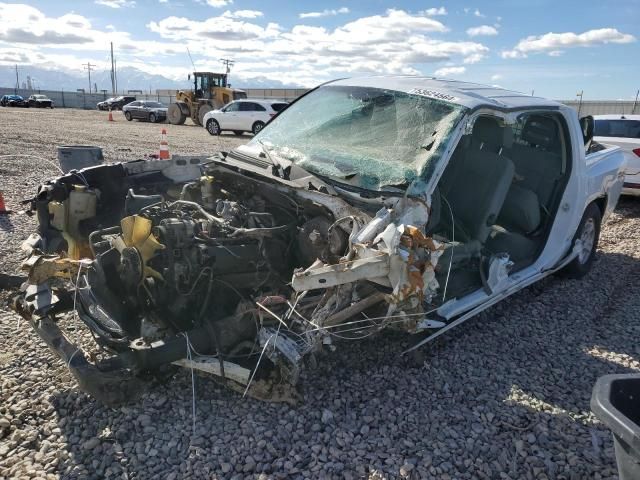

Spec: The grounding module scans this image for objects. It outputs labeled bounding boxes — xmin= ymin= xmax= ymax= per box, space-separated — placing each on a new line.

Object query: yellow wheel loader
xmin=167 ymin=72 xmax=247 ymax=126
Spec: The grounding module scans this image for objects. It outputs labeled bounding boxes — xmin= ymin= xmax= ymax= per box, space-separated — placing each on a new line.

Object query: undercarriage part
xmin=0 ymin=273 xmax=27 ymax=290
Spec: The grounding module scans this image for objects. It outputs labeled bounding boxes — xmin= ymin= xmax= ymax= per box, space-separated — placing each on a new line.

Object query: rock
xmin=400 ymin=463 xmax=414 ymax=476
xmin=321 ymin=409 xmax=334 ymax=424
xmin=221 ymin=463 xmax=232 ymax=473
xmin=82 ymin=438 xmax=100 ymax=450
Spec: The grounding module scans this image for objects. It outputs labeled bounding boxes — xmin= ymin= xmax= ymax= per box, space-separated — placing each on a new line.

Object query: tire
xmin=168 ymin=103 xmax=187 ymax=125
xmin=198 ymin=105 xmax=214 ymax=127
xmin=562 ymin=202 xmax=602 ymax=279
xmin=206 ymin=119 xmax=220 ymax=136
xmin=125 ymin=111 xmax=132 ymax=121
xmin=233 ymin=131 xmax=244 ymax=136
xmin=252 ymin=121 xmax=265 ymax=135
xmin=149 ymin=113 xmax=156 ymax=123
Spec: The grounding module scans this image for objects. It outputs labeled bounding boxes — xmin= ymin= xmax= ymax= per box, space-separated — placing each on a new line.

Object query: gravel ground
xmin=1 ymin=107 xmax=640 ymax=479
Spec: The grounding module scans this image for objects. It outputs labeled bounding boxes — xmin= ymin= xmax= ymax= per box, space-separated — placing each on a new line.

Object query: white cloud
xmin=299 ymin=7 xmax=349 ymax=19
xmin=490 ymin=73 xmax=503 ymax=81
xmin=434 ymin=66 xmax=465 ymax=77
xmin=548 ymin=50 xmax=563 ymax=56
xmin=463 ymin=53 xmax=485 ymax=64
xmin=502 ymin=28 xmax=636 ymax=58
xmin=95 ymin=0 xmax=135 ymax=7
xmin=466 ymin=25 xmax=498 ymax=37
xmin=474 ymin=8 xmax=485 ymax=18
xmin=0 ymin=4 xmax=492 ymax=87
xmin=223 ymin=10 xmax=263 ymax=19
xmin=423 ymin=7 xmax=447 ymax=16
xmin=206 ymin=0 xmax=232 ymax=7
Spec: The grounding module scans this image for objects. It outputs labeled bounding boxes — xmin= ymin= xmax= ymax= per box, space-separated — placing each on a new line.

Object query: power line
xmin=82 ymin=62 xmax=96 ymax=93
xmin=220 ymin=58 xmax=234 ymax=75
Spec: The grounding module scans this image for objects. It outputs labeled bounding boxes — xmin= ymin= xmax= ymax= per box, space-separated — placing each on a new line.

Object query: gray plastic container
xmin=591 ymin=374 xmax=640 ymax=480
xmin=57 ymin=145 xmax=104 ymax=173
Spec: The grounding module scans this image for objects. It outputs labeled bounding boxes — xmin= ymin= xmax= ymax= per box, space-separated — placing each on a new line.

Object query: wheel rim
xmin=578 ymin=218 xmax=595 ymax=264
xmin=208 ymin=121 xmax=219 ymax=135
xmin=150 ymin=114 xmax=155 ymax=123
xmin=253 ymin=123 xmax=263 ymax=134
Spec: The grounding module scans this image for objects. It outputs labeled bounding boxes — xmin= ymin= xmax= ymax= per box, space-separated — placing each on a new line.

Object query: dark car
xmin=97 ymin=97 xmax=116 ymax=110
xmin=97 ymin=95 xmax=136 ymax=111
xmin=0 ymin=95 xmax=28 ymax=107
xmin=122 ymin=100 xmax=167 ymax=123
xmin=27 ymin=94 xmax=54 ymax=108
xmin=110 ymin=95 xmax=137 ymax=110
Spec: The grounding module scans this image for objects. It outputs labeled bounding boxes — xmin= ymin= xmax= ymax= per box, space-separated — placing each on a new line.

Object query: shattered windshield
xmin=250 ymin=85 xmax=465 ymax=190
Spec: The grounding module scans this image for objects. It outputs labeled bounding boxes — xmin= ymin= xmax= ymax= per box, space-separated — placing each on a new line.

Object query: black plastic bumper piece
xmin=591 ymin=374 xmax=640 ymax=480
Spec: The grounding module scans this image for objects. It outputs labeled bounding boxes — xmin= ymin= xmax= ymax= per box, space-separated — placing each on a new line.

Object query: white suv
xmin=593 ymin=114 xmax=640 ymax=196
xmin=203 ymin=99 xmax=288 ymax=136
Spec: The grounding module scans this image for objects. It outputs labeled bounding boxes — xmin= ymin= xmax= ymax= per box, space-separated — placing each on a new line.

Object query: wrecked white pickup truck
xmin=8 ymin=77 xmax=626 ymax=405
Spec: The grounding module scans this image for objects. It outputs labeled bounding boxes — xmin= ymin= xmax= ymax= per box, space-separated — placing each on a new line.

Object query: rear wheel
xmin=252 ymin=121 xmax=265 ymax=135
xmin=125 ymin=111 xmax=132 ymax=121
xmin=149 ymin=113 xmax=156 ymax=123
xmin=562 ymin=202 xmax=601 ymax=278
xmin=167 ymin=103 xmax=187 ymax=125
xmin=206 ymin=119 xmax=220 ymax=136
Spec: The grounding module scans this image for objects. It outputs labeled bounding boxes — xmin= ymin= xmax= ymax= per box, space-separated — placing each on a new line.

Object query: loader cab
xmin=193 ymin=72 xmax=228 ymax=100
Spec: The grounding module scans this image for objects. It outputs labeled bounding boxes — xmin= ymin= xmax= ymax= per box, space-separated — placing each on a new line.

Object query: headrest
xmin=472 ymin=116 xmax=502 ymax=146
xmin=522 ymin=115 xmax=557 ymax=148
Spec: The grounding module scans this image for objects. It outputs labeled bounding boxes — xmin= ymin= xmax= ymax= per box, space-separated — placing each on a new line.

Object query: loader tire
xmin=198 ymin=105 xmax=214 ymax=127
xmin=167 ymin=103 xmax=187 ymax=125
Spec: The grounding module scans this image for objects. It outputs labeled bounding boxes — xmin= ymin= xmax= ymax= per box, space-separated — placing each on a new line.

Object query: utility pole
xmin=14 ymin=64 xmax=19 ymax=93
xmin=110 ymin=42 xmax=116 ymax=95
xmin=633 ymin=89 xmax=639 ymax=115
xmin=83 ymin=62 xmax=96 ymax=93
xmin=114 ymin=58 xmax=118 ymax=93
xmin=576 ymin=90 xmax=584 ymax=117
xmin=220 ymin=58 xmax=234 ymax=75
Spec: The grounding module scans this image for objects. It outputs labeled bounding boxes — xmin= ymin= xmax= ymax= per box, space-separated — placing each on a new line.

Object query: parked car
xmin=96 ymin=95 xmax=136 ymax=111
xmin=0 ymin=94 xmax=28 ymax=107
xmin=27 ymin=94 xmax=53 ymax=108
xmin=10 ymin=77 xmax=626 ymax=405
xmin=123 ymin=100 xmax=167 ymax=123
xmin=96 ymin=97 xmax=116 ymax=110
xmin=203 ymin=99 xmax=289 ymax=136
xmin=593 ymin=114 xmax=640 ymax=196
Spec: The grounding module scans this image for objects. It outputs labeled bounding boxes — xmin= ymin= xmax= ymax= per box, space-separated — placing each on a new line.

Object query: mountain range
xmin=0 ymin=65 xmax=300 ymax=92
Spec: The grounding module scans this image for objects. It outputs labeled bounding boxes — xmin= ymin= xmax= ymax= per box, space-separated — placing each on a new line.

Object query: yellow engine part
xmin=117 ymin=215 xmax=165 ymax=281
xmin=48 ymin=186 xmax=97 ymax=260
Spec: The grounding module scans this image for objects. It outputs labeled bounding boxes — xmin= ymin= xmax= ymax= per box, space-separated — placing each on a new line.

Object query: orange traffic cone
xmin=0 ymin=191 xmax=10 ymax=215
xmin=108 ymin=108 xmax=114 ymax=122
xmin=159 ymin=128 xmax=170 ymax=160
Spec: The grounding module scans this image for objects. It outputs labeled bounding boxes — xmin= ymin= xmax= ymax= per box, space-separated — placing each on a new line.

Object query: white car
xmin=593 ymin=114 xmax=640 ymax=196
xmin=203 ymin=99 xmax=288 ymax=136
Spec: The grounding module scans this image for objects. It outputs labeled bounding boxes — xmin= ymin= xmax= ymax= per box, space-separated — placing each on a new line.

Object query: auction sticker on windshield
xmin=409 ymin=88 xmax=458 ymax=103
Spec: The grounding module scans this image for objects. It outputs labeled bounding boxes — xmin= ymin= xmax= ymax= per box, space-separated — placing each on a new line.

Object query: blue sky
xmin=0 ymin=0 xmax=638 ymax=98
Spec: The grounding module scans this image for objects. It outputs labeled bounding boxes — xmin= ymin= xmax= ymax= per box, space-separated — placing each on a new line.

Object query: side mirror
xmin=579 ymin=115 xmax=594 ymax=146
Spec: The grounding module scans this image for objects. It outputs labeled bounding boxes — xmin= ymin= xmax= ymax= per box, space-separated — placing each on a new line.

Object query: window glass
xmin=239 ymin=102 xmax=266 ymax=111
xmin=271 ymin=103 xmax=288 ymax=112
xmin=251 ymin=85 xmax=465 ymax=190
xmin=129 ymin=102 xmax=140 ymax=107
xmin=594 ymin=119 xmax=640 ymax=139
xmin=224 ymin=102 xmax=240 ymax=112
